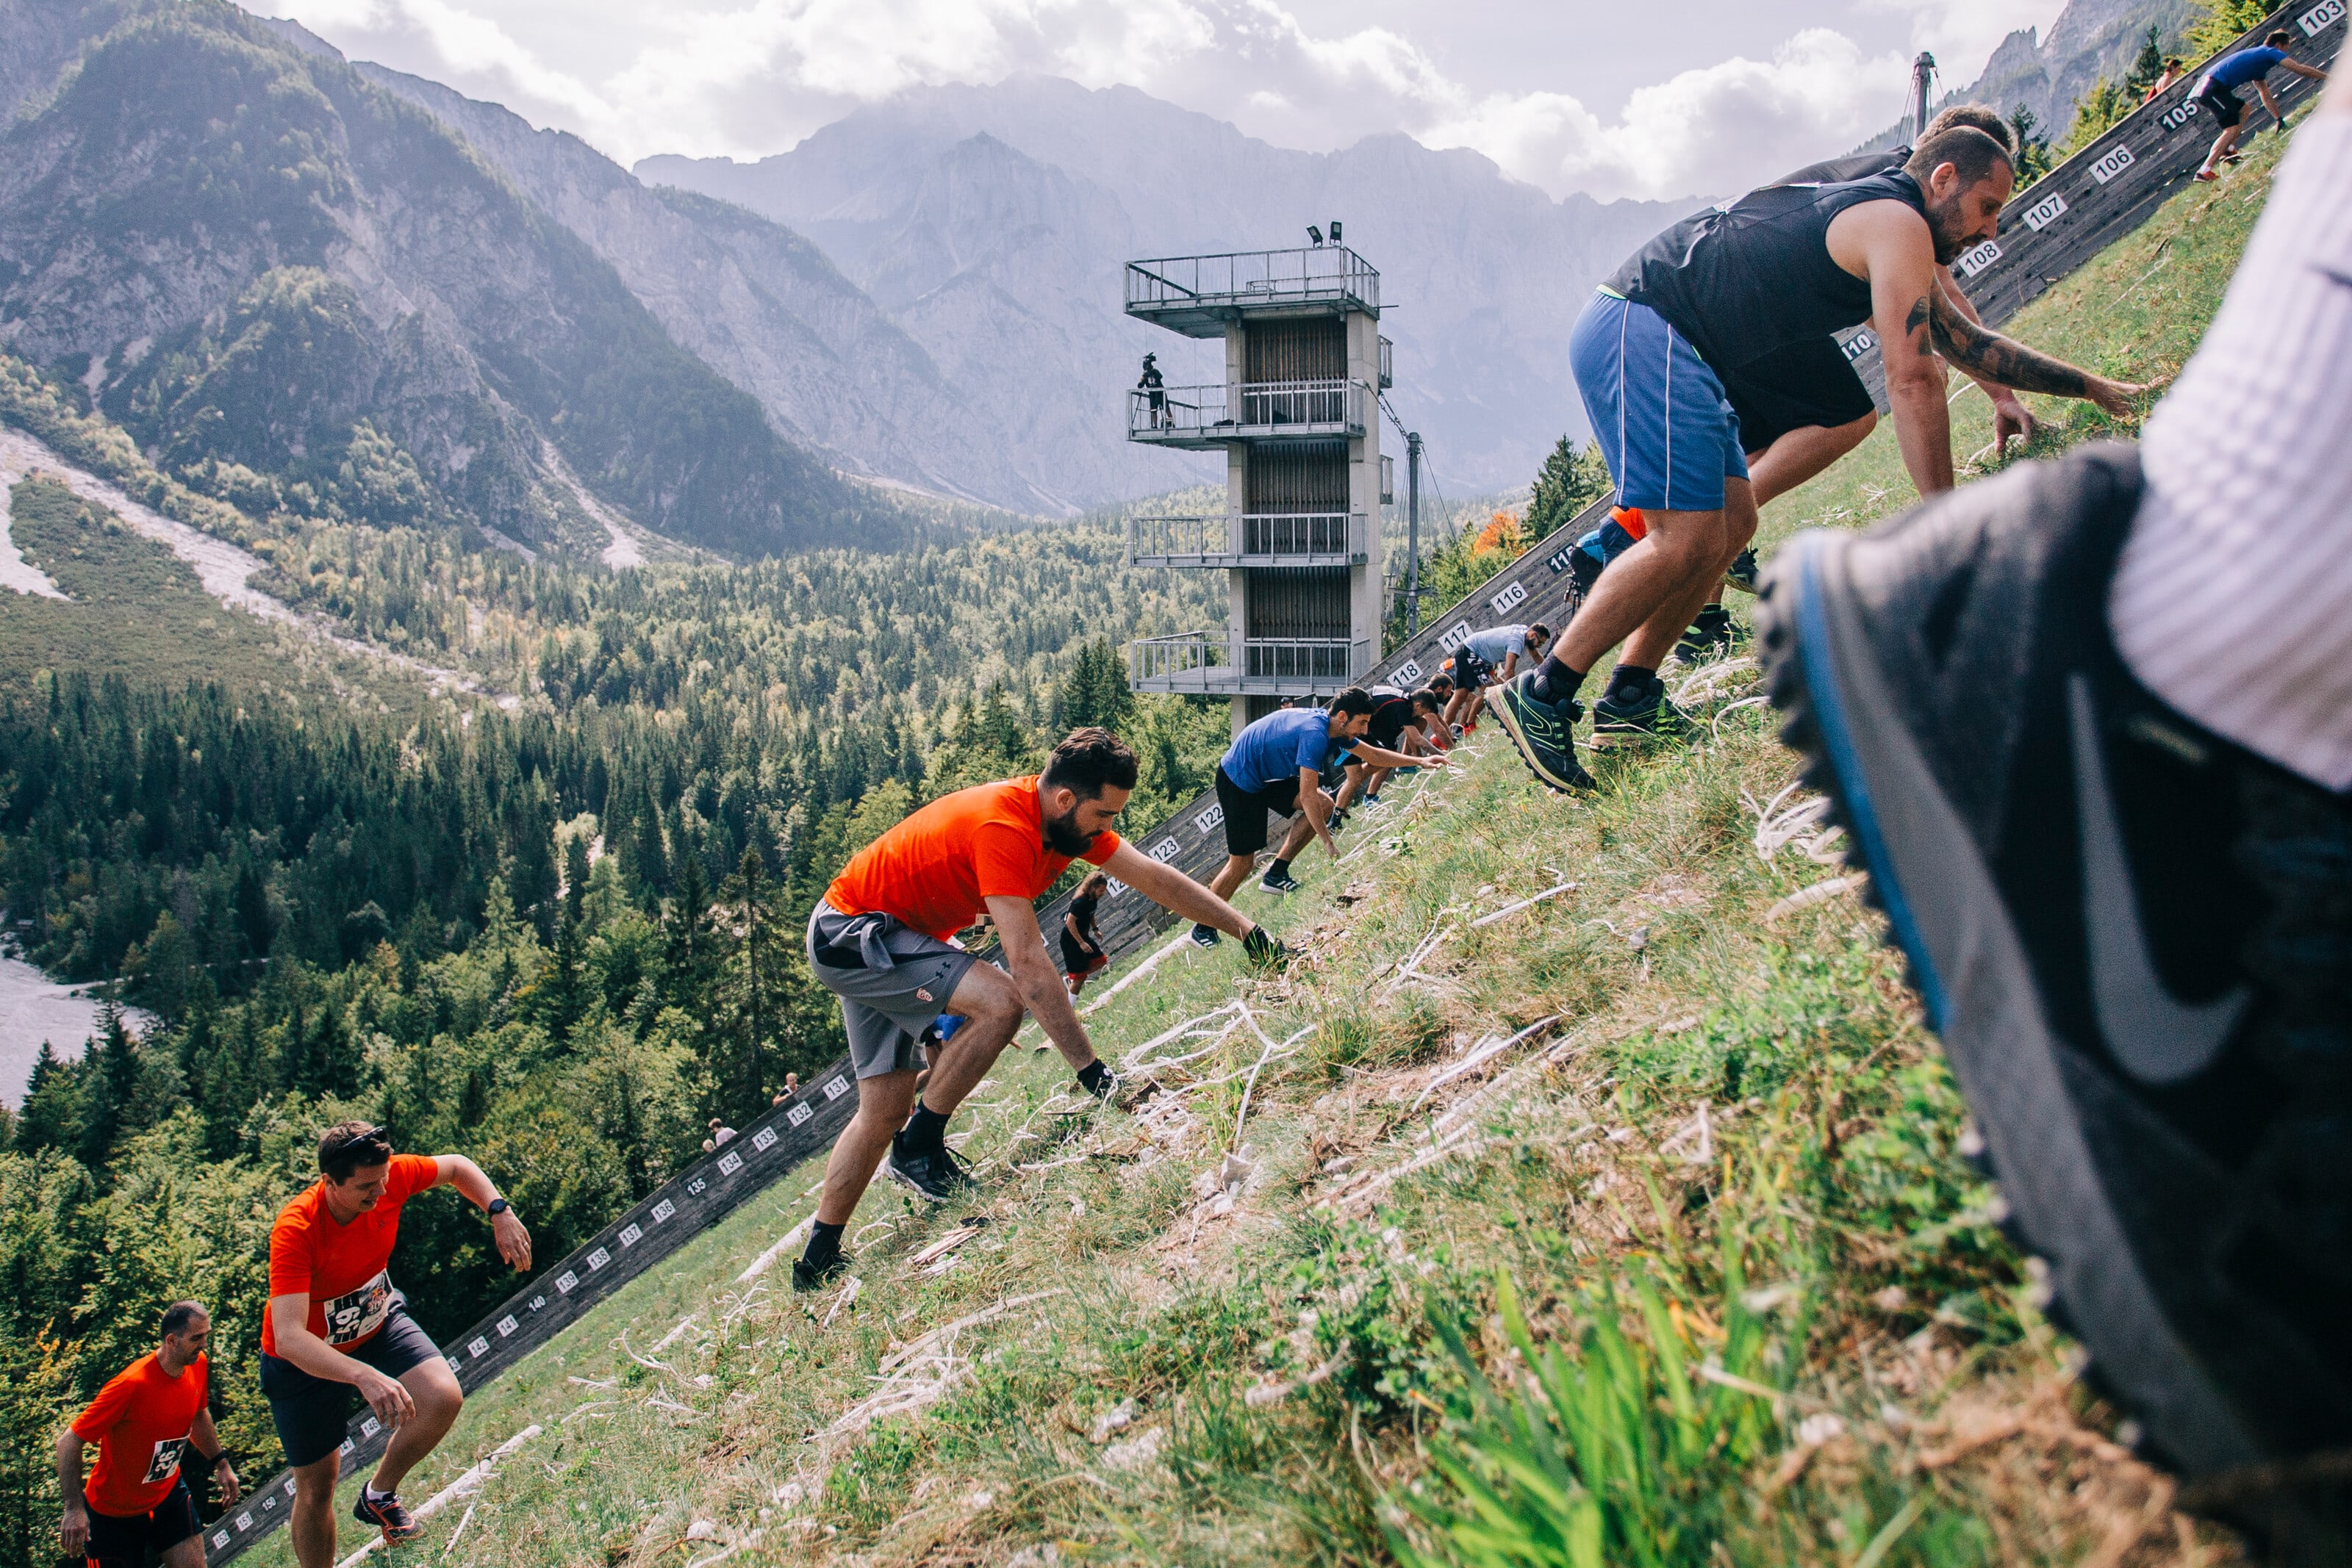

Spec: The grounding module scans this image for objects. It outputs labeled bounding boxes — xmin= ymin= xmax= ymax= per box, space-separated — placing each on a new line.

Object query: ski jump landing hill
xmin=198 ymin=4 xmax=2340 ymax=1559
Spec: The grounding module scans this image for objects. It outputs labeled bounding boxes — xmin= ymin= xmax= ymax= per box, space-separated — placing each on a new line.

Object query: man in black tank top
xmin=1488 ymin=126 xmax=2148 ymax=799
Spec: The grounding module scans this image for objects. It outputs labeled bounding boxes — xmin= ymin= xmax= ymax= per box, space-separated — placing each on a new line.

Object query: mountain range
xmin=1 ymin=0 xmax=2185 ymax=548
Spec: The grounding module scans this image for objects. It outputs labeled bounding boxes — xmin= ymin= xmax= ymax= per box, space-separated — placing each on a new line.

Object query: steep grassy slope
xmin=226 ymin=114 xmax=2298 ymax=1568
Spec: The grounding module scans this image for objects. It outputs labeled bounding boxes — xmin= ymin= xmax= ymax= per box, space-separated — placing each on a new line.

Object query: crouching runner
xmin=263 ymin=1123 xmax=532 ymax=1565
xmin=796 ymin=728 xmax=1281 ymax=1289
xmin=58 ymin=1301 xmax=240 ymax=1568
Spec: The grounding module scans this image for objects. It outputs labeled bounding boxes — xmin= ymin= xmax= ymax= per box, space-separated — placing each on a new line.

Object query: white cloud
xmin=274 ymin=0 xmax=2023 ymax=200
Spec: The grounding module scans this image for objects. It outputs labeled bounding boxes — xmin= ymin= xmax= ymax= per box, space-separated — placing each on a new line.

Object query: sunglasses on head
xmin=323 ymin=1123 xmax=389 ymax=1160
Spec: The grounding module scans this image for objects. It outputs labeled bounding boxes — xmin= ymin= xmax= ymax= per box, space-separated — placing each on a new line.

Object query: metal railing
xmin=1128 ymin=633 xmax=1372 ymax=694
xmin=1127 ymin=380 xmax=1369 ymax=442
xmin=1378 ymin=335 xmax=1393 ymax=389
xmin=1127 ymin=511 xmax=1367 ymax=567
xmin=1125 ymin=246 xmax=1380 ymax=317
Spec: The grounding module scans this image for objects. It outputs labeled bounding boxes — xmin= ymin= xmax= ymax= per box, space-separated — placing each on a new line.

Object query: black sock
xmin=900 ymin=1101 xmax=950 ymax=1154
xmin=1266 ymin=857 xmax=1291 ymax=880
xmin=803 ymin=1219 xmax=845 ymax=1265
xmin=1075 ymin=1060 xmax=1111 ymax=1095
xmin=1698 ymin=600 xmax=1726 ymax=619
xmin=1605 ymin=663 xmax=1656 ymax=703
xmin=1531 ymin=654 xmax=1586 ymax=706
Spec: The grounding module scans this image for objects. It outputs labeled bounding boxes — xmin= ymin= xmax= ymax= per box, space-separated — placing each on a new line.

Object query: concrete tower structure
xmin=1121 ymin=241 xmax=1389 ymax=737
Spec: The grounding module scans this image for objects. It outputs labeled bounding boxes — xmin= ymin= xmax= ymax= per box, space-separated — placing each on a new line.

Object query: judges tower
xmin=1121 ymin=240 xmax=1389 ymax=736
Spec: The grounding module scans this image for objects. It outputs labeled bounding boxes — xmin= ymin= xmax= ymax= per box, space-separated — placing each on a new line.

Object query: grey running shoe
xmin=1591 ymin=672 xmax=1693 ymax=742
xmin=885 ymin=1138 xmax=975 ymax=1203
xmin=1724 ymin=547 xmax=1760 ymax=594
xmin=1760 ymin=445 xmax=2352 ymax=1558
xmin=1485 ymin=672 xmax=1595 ymax=794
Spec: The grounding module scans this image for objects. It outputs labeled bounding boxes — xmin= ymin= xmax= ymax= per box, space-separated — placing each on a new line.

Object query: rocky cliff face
xmin=0 ymin=0 xmax=900 ymax=556
xmin=1911 ymin=0 xmax=2194 ymax=147
xmin=642 ymin=75 xmax=1693 ymax=497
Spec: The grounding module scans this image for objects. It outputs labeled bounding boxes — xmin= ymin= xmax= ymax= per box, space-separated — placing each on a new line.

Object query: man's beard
xmin=1924 ymin=198 xmax=1972 ymax=265
xmin=1043 ymin=806 xmax=1099 ymax=857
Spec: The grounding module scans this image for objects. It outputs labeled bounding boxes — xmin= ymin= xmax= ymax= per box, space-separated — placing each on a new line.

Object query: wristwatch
xmin=486 ymin=1197 xmax=511 ymax=1217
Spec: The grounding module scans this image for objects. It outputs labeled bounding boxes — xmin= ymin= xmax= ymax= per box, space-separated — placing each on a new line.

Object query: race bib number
xmin=323 ymin=1270 xmax=392 ymax=1346
xmin=143 ymin=1435 xmax=190 ymax=1485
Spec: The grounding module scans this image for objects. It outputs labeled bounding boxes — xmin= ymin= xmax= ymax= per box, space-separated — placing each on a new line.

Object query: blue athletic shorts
xmin=1569 ymin=290 xmax=1749 ymax=513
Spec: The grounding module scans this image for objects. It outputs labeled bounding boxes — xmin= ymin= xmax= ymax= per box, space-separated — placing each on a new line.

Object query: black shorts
xmin=1450 ymin=649 xmax=1495 ymax=689
xmin=1059 ymin=929 xmax=1104 ymax=976
xmin=2198 ymin=83 xmax=2245 ymax=128
xmin=1215 ymin=764 xmax=1302 ymax=857
xmin=1718 ymin=338 xmax=1877 ymax=456
xmin=82 ymin=1482 xmax=197 ymax=1568
xmin=261 ymin=1295 xmax=443 ymax=1469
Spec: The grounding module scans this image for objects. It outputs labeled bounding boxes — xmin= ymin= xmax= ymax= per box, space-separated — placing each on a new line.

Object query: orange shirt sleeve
xmin=267 ymin=1204 xmax=315 ymax=1301
xmin=1083 ymin=830 xmax=1121 ymax=867
xmin=386 ymin=1154 xmax=442 ymax=1204
xmin=69 ymin=1370 xmax=132 ymax=1442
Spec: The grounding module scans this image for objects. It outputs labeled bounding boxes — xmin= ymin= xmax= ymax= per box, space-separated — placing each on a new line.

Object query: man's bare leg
xmin=909 ymin=960 xmax=1025 ymax=1116
xmin=288 ymin=1454 xmax=340 ymax=1568
xmin=370 ymin=1358 xmax=461 ymax=1494
xmin=1549 ymin=506 xmax=1729 ymax=677
xmin=814 ymin=1071 xmax=918 ymax=1225
xmin=1694 ymin=416 xmax=1877 ymax=608
xmin=1208 ymin=854 xmax=1255 ymax=901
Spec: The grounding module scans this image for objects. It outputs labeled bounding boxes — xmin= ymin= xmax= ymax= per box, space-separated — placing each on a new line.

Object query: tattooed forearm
xmin=1929 ymin=292 xmax=2092 ymax=397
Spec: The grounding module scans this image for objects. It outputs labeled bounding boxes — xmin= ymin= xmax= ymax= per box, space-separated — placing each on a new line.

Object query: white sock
xmin=2108 ymin=112 xmax=2352 ymax=790
xmin=365 ymin=1482 xmax=394 ymax=1502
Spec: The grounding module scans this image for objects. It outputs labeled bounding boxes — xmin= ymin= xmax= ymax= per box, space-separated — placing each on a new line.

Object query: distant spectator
xmin=708 ymin=1118 xmax=736 ymax=1147
xmin=1137 ymin=353 xmax=1166 ymax=429
xmin=2195 ymin=31 xmax=2328 ymax=179
xmin=771 ymin=1073 xmax=800 ymax=1107
xmin=2143 ymin=55 xmax=2186 ymax=104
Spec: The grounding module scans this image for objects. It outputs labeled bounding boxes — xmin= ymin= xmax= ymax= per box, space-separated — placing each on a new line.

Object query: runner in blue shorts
xmin=1488 ymin=124 xmax=2143 ymax=793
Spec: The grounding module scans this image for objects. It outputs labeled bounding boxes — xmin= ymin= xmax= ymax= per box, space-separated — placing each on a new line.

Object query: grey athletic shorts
xmin=807 ymin=903 xmax=982 ymax=1079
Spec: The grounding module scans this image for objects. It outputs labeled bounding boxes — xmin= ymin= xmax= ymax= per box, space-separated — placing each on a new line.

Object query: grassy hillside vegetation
xmin=204 ymin=97 xmax=2309 ymax=1568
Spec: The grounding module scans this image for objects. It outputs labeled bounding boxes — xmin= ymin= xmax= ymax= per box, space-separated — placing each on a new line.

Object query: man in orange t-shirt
xmin=261 ymin=1123 xmax=531 ymax=1567
xmin=797 ymin=727 xmax=1280 ymax=1287
xmin=58 ymin=1301 xmax=240 ymax=1568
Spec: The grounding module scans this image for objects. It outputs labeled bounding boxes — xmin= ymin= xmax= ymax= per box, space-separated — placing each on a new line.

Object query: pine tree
xmin=2009 ymin=107 xmax=2055 ymax=186
xmin=2125 ymin=25 xmax=2166 ymax=98
xmin=1525 ymin=435 xmax=1610 ymax=542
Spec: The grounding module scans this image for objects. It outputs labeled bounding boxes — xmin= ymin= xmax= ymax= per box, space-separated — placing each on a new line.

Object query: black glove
xmin=1241 ymin=925 xmax=1288 ymax=970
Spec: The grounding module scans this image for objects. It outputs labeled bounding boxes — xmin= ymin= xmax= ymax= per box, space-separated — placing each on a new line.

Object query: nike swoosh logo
xmin=2069 ymin=676 xmax=2248 ymax=1084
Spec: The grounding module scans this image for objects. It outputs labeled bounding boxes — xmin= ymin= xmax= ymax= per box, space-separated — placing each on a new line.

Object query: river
xmin=0 ymin=942 xmax=154 ymax=1107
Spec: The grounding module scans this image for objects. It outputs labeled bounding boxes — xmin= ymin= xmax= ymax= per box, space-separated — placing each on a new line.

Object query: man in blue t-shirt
xmin=2195 ymin=31 xmax=2328 ymax=180
xmin=1191 ymin=688 xmax=1446 ymax=944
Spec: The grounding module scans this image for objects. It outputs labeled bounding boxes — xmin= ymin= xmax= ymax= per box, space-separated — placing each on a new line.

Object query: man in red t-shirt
xmin=262 ymin=1123 xmax=532 ymax=1566
xmin=797 ymin=728 xmax=1280 ymax=1287
xmin=58 ymin=1301 xmax=240 ymax=1568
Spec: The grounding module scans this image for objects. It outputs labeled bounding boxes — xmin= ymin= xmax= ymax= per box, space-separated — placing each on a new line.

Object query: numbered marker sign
xmin=619 ymin=1223 xmax=643 ymax=1248
xmin=1103 ymin=877 xmax=1128 ymax=898
xmin=2021 ymin=191 xmax=2068 ymax=231
xmin=1394 ymin=658 xmax=1422 ymax=683
xmin=1148 ymin=836 xmax=1183 ymax=863
xmin=787 ymin=1101 xmax=812 ymax=1126
xmin=496 ymin=1315 xmax=517 ymax=1337
xmin=652 ymin=1200 xmax=675 ymax=1223
xmin=2302 ymin=0 xmax=2344 ymax=36
xmin=1954 ymin=240 xmax=2001 ymax=279
xmin=2159 ymin=97 xmax=2202 ymax=132
xmin=1840 ymin=329 xmax=1877 ymax=362
xmin=1490 ymin=580 xmax=1528 ymax=614
xmin=752 ymin=1126 xmax=778 ymax=1151
xmin=1191 ymin=803 xmax=1224 ymax=834
xmin=717 ymin=1151 xmax=742 ymax=1176
xmin=822 ymin=1075 xmax=850 ymax=1100
xmin=1438 ymin=622 xmax=1472 ymax=653
xmin=1545 ymin=544 xmax=1578 ymax=575
xmin=2088 ymin=144 xmax=2134 ymax=184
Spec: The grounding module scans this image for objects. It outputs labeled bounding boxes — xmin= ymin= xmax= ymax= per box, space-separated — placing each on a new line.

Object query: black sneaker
xmin=1261 ymin=868 xmax=1302 ymax=895
xmin=792 ymin=1252 xmax=847 ymax=1292
xmin=1591 ymin=672 xmax=1693 ymax=743
xmin=884 ymin=1137 xmax=975 ymax=1203
xmin=1760 ymin=444 xmax=2352 ymax=1556
xmin=1190 ymin=923 xmax=1221 ymax=948
xmin=1724 ymin=547 xmax=1760 ymax=594
xmin=354 ymin=1490 xmax=422 ymax=1545
xmin=1484 ymin=672 xmax=1595 ymax=794
xmin=1327 ymin=808 xmax=1349 ymax=834
xmin=1673 ymin=605 xmax=1737 ymax=666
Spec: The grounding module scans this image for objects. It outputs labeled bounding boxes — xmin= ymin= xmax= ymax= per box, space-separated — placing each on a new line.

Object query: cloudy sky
xmin=273 ymin=0 xmax=2069 ymax=201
